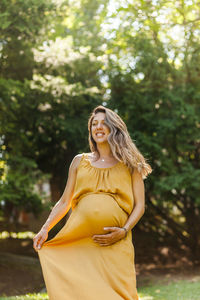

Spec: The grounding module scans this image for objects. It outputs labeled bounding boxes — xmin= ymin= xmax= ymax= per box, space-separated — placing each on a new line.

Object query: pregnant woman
xmin=33 ymin=105 xmax=152 ymax=300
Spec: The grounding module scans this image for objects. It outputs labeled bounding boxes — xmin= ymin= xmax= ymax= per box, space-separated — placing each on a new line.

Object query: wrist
xmin=121 ymin=227 xmax=128 ymax=238
xmin=42 ymin=224 xmax=49 ymax=232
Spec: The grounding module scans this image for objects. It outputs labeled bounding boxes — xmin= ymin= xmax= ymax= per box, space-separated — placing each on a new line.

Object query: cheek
xmin=105 ymin=126 xmax=110 ymax=135
xmin=91 ymin=127 xmax=96 ymax=138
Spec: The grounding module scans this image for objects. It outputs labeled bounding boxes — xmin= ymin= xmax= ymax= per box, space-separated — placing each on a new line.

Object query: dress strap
xmin=77 ymin=153 xmax=88 ymax=170
xmin=82 ymin=152 xmax=88 ymax=160
xmin=83 ymin=152 xmax=90 ymax=161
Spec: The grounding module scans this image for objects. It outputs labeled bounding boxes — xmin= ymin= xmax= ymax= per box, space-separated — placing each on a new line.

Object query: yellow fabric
xmin=38 ymin=153 xmax=139 ymax=300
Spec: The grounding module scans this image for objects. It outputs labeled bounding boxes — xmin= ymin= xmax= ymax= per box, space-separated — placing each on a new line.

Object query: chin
xmin=96 ymin=140 xmax=108 ymax=144
xmin=94 ymin=136 xmax=106 ymax=141
xmin=92 ymin=136 xmax=107 ymax=143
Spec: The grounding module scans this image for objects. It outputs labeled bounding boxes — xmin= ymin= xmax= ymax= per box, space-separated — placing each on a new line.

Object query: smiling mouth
xmin=96 ymin=132 xmax=105 ymax=137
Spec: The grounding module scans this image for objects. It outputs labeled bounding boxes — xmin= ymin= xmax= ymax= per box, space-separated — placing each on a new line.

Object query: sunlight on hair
xmin=88 ymin=106 xmax=152 ymax=178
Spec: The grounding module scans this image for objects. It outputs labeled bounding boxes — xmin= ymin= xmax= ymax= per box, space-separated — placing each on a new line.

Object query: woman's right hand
xmin=33 ymin=227 xmax=48 ymax=251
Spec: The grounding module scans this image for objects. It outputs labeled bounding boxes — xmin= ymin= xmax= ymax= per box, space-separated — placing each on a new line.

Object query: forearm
xmin=123 ymin=204 xmax=145 ymax=232
xmin=42 ymin=199 xmax=71 ymax=232
xmin=36 ymin=154 xmax=80 ymax=235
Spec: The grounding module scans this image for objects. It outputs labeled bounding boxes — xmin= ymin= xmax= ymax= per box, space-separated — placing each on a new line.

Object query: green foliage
xmin=0 ymin=0 xmax=55 ymax=80
xmin=0 ymin=155 xmax=44 ymax=216
xmin=0 ymin=0 xmax=54 ymax=37
xmin=105 ymin=0 xmax=200 ymax=259
xmin=0 ymin=0 xmax=105 ymax=213
xmin=68 ymin=0 xmax=109 ymax=53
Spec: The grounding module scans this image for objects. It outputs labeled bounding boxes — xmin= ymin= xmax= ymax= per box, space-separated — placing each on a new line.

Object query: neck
xmin=96 ymin=143 xmax=113 ymax=159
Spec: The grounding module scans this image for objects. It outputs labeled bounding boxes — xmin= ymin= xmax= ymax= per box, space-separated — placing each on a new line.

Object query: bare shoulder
xmin=131 ymin=167 xmax=144 ymax=184
xmin=70 ymin=153 xmax=94 ymax=171
xmin=69 ymin=153 xmax=84 ymax=172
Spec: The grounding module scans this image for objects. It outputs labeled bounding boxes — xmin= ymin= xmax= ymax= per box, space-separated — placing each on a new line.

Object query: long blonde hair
xmin=88 ymin=105 xmax=152 ymax=178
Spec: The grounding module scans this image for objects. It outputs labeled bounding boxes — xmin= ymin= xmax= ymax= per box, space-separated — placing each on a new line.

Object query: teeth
xmin=96 ymin=133 xmax=104 ymax=136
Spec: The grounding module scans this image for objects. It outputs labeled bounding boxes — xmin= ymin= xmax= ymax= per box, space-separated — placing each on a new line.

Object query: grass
xmin=137 ymin=279 xmax=200 ymax=300
xmin=0 ymin=279 xmax=199 ymax=300
xmin=0 ymin=294 xmax=48 ymax=300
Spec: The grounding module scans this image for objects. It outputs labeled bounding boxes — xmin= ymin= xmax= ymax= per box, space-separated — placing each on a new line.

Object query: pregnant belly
xmin=43 ymin=193 xmax=129 ymax=246
xmin=57 ymin=193 xmax=128 ymax=242
xmin=72 ymin=193 xmax=128 ymax=236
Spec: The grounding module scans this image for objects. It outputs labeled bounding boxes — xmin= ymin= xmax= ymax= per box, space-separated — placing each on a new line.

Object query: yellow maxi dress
xmin=38 ymin=153 xmax=139 ymax=300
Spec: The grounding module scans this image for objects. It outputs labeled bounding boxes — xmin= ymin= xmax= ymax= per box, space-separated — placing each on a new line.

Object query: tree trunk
xmin=49 ymin=174 xmax=63 ymax=203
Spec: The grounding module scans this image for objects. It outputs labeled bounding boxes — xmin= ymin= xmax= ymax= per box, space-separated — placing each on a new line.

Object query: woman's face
xmin=91 ymin=112 xmax=110 ymax=144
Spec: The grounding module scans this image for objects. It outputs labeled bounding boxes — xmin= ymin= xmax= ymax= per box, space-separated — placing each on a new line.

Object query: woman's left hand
xmin=92 ymin=227 xmax=126 ymax=246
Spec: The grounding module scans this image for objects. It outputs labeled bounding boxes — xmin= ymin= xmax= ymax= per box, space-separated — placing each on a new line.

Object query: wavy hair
xmin=88 ymin=105 xmax=152 ymax=178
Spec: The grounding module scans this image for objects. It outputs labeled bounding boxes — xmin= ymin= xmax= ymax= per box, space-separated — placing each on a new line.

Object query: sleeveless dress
xmin=38 ymin=153 xmax=139 ymax=300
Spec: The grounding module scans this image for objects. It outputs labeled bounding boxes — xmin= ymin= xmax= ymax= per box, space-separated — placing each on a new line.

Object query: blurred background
xmin=0 ymin=0 xmax=200 ymax=299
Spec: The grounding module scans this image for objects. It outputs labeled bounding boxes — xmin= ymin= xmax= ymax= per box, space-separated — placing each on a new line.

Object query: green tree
xmin=0 ymin=0 xmax=107 ymax=223
xmin=0 ymin=0 xmax=55 ymax=80
xmin=105 ymin=0 xmax=200 ymax=262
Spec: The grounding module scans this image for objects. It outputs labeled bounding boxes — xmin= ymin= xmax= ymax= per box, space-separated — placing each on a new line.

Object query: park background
xmin=0 ymin=0 xmax=200 ymax=299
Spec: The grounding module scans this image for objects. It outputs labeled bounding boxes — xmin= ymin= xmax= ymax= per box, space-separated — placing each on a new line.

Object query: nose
xmin=97 ymin=122 xmax=103 ymax=129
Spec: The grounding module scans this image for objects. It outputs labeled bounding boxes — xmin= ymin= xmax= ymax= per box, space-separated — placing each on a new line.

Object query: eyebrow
xmin=92 ymin=119 xmax=105 ymax=122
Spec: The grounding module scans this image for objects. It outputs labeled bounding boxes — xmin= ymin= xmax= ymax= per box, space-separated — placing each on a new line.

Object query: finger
xmin=93 ymin=233 xmax=112 ymax=239
xmin=37 ymin=238 xmax=45 ymax=249
xmin=104 ymin=227 xmax=118 ymax=232
xmin=38 ymin=237 xmax=46 ymax=248
xmin=96 ymin=236 xmax=119 ymax=245
xmin=33 ymin=237 xmax=39 ymax=249
xmin=93 ymin=238 xmax=106 ymax=243
xmin=99 ymin=242 xmax=113 ymax=246
xmin=33 ymin=242 xmax=39 ymax=251
xmin=34 ymin=236 xmax=41 ymax=246
xmin=34 ymin=236 xmax=42 ymax=249
xmin=93 ymin=236 xmax=112 ymax=242
xmin=94 ymin=237 xmax=115 ymax=246
xmin=93 ymin=237 xmax=114 ymax=244
xmin=95 ymin=241 xmax=109 ymax=246
xmin=93 ymin=236 xmax=108 ymax=242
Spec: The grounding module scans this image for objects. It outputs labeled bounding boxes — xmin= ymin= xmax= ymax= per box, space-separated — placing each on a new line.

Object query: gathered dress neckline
xmin=85 ymin=153 xmax=121 ymax=170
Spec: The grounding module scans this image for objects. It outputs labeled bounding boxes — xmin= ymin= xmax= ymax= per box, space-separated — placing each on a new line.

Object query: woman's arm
xmin=92 ymin=169 xmax=145 ymax=246
xmin=41 ymin=154 xmax=82 ymax=232
xmin=123 ymin=168 xmax=145 ymax=232
xmin=33 ymin=154 xmax=82 ymax=250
